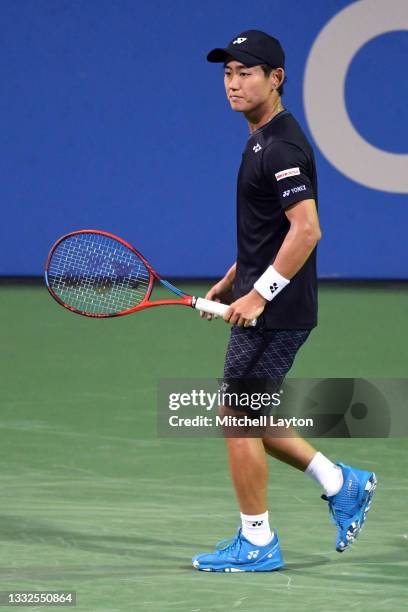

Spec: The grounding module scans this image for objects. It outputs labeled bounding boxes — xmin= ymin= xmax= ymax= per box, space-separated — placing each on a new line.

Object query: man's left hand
xmin=223 ymin=289 xmax=267 ymax=327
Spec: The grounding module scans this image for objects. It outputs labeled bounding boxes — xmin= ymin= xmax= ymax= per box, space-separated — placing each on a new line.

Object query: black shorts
xmin=222 ymin=326 xmax=311 ymax=417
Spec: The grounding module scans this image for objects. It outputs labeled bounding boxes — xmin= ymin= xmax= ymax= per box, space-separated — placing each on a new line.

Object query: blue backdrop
xmin=2 ymin=0 xmax=407 ymax=278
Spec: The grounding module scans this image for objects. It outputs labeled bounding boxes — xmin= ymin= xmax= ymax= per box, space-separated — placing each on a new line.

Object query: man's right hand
xmin=200 ymin=266 xmax=236 ymax=320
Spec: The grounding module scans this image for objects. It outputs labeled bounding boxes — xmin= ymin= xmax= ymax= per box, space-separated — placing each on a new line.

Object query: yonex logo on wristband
xmin=254 ymin=266 xmax=290 ymax=302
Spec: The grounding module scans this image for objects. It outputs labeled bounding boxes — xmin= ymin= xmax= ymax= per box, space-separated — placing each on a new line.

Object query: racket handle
xmin=193 ymin=297 xmax=257 ymax=327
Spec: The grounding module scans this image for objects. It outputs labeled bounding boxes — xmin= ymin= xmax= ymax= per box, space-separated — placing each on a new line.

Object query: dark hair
xmin=260 ymin=64 xmax=286 ymax=96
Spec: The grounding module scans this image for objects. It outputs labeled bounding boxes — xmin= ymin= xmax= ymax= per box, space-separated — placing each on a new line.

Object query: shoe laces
xmin=321 ymin=494 xmax=352 ymax=527
xmin=215 ymin=530 xmax=242 ymax=556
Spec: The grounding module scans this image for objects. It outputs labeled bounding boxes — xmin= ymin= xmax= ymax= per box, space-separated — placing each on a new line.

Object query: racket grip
xmin=193 ymin=297 xmax=257 ymax=327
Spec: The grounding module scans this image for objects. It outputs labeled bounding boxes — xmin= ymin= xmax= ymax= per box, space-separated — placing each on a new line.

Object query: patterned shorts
xmin=222 ymin=326 xmax=311 ymax=417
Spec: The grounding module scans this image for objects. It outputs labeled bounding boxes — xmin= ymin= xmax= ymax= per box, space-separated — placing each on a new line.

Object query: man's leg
xmin=225 ymin=436 xmax=268 ymax=514
xmin=225 ymin=424 xmax=341 ymax=517
xmin=220 ymin=405 xmax=274 ymax=546
xmin=263 ymin=426 xmax=345 ymax=497
xmin=242 ymin=325 xmax=377 ymax=554
xmin=192 ymin=327 xmax=295 ymax=572
xmin=262 ymin=427 xmax=316 ymax=471
xmin=191 ymin=407 xmax=284 ymax=572
xmin=262 ymin=429 xmax=377 ymax=552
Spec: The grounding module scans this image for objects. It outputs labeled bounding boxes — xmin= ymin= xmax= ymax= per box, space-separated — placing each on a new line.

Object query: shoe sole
xmin=193 ymin=561 xmax=285 ymax=572
xmin=337 ymin=472 xmax=377 ymax=552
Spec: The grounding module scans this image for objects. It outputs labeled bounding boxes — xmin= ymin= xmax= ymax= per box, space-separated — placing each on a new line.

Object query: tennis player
xmin=192 ymin=30 xmax=377 ymax=572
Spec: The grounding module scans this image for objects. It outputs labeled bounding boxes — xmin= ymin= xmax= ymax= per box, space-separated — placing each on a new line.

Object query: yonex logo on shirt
xmin=253 ymin=143 xmax=262 ymax=153
xmin=275 ymin=167 xmax=300 ymax=181
xmin=233 ymin=37 xmax=247 ymax=45
xmin=283 ymin=185 xmax=306 ymax=198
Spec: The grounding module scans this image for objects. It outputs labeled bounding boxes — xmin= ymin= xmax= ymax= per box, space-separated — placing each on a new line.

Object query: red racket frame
xmin=45 ymin=229 xmax=194 ymax=318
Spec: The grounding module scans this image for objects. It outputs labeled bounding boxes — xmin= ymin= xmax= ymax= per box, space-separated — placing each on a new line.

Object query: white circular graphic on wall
xmin=304 ymin=0 xmax=408 ymax=193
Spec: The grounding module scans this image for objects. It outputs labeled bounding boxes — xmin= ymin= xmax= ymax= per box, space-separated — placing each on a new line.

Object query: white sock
xmin=305 ymin=452 xmax=344 ymax=497
xmin=240 ymin=511 xmax=273 ymax=546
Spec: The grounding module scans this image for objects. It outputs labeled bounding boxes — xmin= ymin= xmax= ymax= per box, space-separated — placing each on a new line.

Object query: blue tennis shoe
xmin=192 ymin=529 xmax=284 ymax=572
xmin=322 ymin=462 xmax=377 ymax=552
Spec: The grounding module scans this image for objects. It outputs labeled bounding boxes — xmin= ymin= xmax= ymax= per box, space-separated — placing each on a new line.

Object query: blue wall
xmin=2 ymin=0 xmax=407 ymax=278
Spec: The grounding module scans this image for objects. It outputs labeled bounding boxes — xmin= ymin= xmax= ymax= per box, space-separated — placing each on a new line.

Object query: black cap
xmin=207 ymin=30 xmax=285 ymax=69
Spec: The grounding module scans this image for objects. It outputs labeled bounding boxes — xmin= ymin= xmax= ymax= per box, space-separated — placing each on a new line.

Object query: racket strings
xmin=47 ymin=233 xmax=151 ymax=315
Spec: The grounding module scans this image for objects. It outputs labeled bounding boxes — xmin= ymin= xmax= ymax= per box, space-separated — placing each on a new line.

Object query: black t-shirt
xmin=234 ymin=110 xmax=318 ymax=329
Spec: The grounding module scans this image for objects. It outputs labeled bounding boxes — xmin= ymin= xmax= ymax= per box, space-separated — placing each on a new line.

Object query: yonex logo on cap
xmin=233 ymin=37 xmax=247 ymax=45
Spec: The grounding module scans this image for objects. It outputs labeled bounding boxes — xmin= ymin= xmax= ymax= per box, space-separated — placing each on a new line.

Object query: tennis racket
xmin=45 ymin=229 xmax=256 ymax=325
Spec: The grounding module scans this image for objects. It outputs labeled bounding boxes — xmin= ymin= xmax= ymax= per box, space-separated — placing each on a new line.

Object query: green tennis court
xmin=1 ymin=282 xmax=407 ymax=611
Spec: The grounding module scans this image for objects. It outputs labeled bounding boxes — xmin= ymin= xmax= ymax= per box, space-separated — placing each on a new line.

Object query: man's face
xmin=224 ymin=61 xmax=273 ymax=113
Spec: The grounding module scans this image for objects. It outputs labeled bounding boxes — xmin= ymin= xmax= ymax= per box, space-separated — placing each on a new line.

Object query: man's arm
xmin=273 ymin=198 xmax=321 ymax=278
xmin=224 ymin=199 xmax=321 ymax=327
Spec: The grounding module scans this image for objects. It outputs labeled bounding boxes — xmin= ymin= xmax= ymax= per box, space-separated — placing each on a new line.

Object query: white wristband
xmin=253 ymin=265 xmax=290 ymax=301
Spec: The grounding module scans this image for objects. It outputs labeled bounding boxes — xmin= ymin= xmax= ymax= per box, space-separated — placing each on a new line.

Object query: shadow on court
xmin=0 ymin=513 xmax=406 ymax=590
xmin=0 ymin=513 xmax=190 ymax=562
